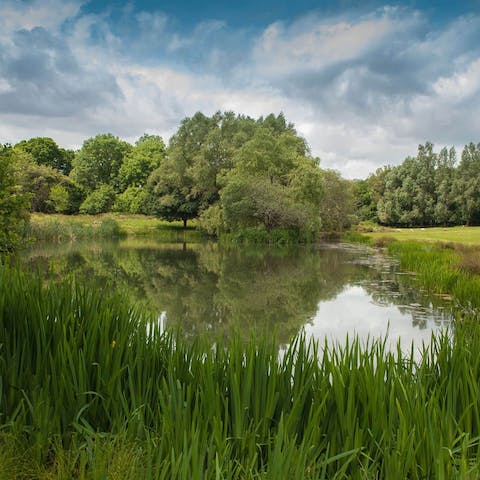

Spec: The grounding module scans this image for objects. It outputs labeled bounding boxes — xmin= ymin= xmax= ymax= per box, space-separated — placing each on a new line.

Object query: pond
xmin=24 ymin=239 xmax=452 ymax=352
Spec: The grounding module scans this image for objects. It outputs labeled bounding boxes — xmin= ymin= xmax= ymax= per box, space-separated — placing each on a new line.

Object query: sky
xmin=0 ymin=0 xmax=479 ymax=178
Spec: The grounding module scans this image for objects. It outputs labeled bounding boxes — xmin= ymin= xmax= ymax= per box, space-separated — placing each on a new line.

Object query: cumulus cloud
xmin=0 ymin=2 xmax=479 ymax=178
xmin=0 ymin=26 xmax=121 ymax=117
xmin=0 ymin=0 xmax=82 ymax=40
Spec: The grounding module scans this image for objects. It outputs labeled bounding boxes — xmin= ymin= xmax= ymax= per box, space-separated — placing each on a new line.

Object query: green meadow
xmin=358 ymin=225 xmax=480 ymax=246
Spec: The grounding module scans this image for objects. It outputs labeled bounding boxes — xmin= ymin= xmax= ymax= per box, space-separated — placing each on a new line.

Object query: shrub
xmin=113 ymin=186 xmax=146 ymax=214
xmin=80 ymin=185 xmax=116 ymax=214
xmin=0 ymin=148 xmax=30 ymax=252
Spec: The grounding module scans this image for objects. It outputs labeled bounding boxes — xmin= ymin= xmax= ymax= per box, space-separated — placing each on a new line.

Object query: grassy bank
xmin=345 ymin=228 xmax=480 ymax=311
xmin=29 ymin=213 xmax=204 ymax=243
xmin=1 ymin=263 xmax=480 ymax=478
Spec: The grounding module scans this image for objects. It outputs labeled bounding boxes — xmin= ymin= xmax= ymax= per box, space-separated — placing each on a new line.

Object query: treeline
xmin=355 ymin=142 xmax=480 ymax=226
xmin=1 ymin=112 xmax=354 ymax=250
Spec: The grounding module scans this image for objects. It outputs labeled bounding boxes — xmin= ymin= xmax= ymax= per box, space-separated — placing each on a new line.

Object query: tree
xmin=221 ymin=175 xmax=307 ymax=232
xmin=118 ymin=134 xmax=166 ymax=190
xmin=0 ymin=146 xmax=30 ymax=252
xmin=71 ymin=134 xmax=132 ymax=193
xmin=15 ymin=137 xmax=73 ymax=175
xmin=318 ymin=170 xmax=354 ymax=232
xmin=12 ymin=151 xmax=83 ymax=214
xmin=434 ymin=147 xmax=457 ymax=225
xmin=146 ymin=113 xmax=218 ymax=227
xmin=455 ymin=143 xmax=480 ymax=225
xmin=145 ymin=165 xmax=199 ymax=228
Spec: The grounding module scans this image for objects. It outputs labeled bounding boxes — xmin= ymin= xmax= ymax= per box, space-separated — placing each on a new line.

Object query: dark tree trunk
xmin=183 ymin=218 xmax=187 ymax=229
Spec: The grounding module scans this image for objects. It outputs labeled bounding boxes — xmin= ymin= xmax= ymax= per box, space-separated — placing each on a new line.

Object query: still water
xmin=25 ymin=239 xmax=452 ymax=351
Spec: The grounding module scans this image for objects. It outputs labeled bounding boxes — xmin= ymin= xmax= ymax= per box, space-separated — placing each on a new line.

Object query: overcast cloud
xmin=0 ymin=0 xmax=479 ymax=178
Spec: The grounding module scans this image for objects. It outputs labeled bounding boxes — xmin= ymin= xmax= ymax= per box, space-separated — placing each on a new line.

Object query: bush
xmin=0 ymin=148 xmax=30 ymax=252
xmin=223 ymin=226 xmax=303 ymax=245
xmin=113 ymin=186 xmax=146 ymax=214
xmin=98 ymin=219 xmax=124 ymax=238
xmin=197 ymin=204 xmax=224 ymax=236
xmin=80 ymin=185 xmax=116 ymax=214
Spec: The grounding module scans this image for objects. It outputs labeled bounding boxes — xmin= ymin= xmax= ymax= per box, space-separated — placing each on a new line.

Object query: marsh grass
xmin=29 ymin=213 xmax=204 ymax=243
xmin=2 ymin=263 xmax=480 ymax=478
xmin=385 ymin=241 xmax=480 ymax=310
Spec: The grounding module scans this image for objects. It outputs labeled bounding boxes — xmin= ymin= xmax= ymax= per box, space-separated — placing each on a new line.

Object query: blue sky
xmin=0 ymin=0 xmax=479 ymax=177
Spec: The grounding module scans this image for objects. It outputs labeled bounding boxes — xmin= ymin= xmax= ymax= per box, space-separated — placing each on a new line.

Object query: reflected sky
xmin=305 ymin=284 xmax=449 ymax=356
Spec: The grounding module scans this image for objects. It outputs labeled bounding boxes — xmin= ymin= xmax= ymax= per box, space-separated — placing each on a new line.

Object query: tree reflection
xmin=24 ymin=240 xmax=451 ymax=343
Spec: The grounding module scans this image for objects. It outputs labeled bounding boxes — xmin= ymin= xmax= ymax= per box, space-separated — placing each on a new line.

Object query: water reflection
xmin=24 ymin=239 xmax=452 ymax=346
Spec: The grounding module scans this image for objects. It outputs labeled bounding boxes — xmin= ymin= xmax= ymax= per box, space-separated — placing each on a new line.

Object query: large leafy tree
xmin=15 ymin=137 xmax=73 ymax=175
xmin=145 ymin=113 xmax=218 ymax=227
xmin=71 ymin=134 xmax=132 ymax=193
xmin=118 ymin=134 xmax=166 ymax=190
xmin=12 ymin=149 xmax=83 ymax=214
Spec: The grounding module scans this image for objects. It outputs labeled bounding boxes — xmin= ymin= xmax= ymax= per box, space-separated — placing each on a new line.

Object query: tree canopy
xmin=355 ymin=142 xmax=480 ymax=227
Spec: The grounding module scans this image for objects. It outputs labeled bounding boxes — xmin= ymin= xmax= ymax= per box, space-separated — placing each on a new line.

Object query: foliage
xmin=358 ymin=142 xmax=480 ymax=227
xmin=221 ymin=175 xmax=307 ymax=231
xmin=13 ymin=153 xmax=83 ymax=213
xmin=145 ymin=112 xmax=339 ymax=238
xmin=113 ymin=186 xmax=147 ymax=214
xmin=48 ymin=185 xmax=70 ymax=213
xmin=15 ymin=136 xmax=74 ymax=175
xmin=2 ymin=263 xmax=480 ymax=477
xmin=71 ymin=133 xmax=132 ymax=193
xmin=197 ymin=203 xmax=224 ymax=236
xmin=455 ymin=142 xmax=480 ymax=225
xmin=118 ymin=134 xmax=166 ymax=190
xmin=317 ymin=169 xmax=354 ymax=232
xmin=0 ymin=146 xmax=30 ymax=252
xmin=79 ymin=184 xmax=117 ymax=214
xmin=145 ymin=113 xmax=220 ymax=227
xmin=145 ymin=165 xmax=199 ymax=227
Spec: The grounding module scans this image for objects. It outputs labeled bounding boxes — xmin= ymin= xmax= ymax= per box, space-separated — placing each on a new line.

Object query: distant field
xmin=361 ymin=226 xmax=480 ymax=246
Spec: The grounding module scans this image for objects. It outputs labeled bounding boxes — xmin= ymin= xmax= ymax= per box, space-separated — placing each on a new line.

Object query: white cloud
xmin=253 ymin=12 xmax=396 ymax=76
xmin=0 ymin=3 xmax=479 ymax=178
xmin=0 ymin=0 xmax=82 ymax=36
xmin=433 ymin=59 xmax=480 ymax=100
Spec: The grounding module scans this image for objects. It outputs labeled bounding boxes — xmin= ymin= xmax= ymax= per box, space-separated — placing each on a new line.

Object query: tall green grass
xmin=1 ymin=263 xmax=480 ymax=478
xmin=28 ymin=217 xmax=125 ymax=242
xmin=29 ymin=215 xmax=205 ymax=244
xmin=386 ymin=241 xmax=480 ymax=311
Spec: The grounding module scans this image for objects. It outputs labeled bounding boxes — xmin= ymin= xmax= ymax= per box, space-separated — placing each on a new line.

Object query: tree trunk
xmin=183 ymin=218 xmax=187 ymax=229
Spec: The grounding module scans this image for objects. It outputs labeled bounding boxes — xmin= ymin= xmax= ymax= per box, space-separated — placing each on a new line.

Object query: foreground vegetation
xmin=0 ymin=263 xmax=480 ymax=479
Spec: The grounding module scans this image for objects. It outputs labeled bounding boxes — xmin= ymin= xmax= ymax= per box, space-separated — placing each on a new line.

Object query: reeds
xmin=387 ymin=241 xmax=480 ymax=310
xmin=1 ymin=263 xmax=480 ymax=478
xmin=28 ymin=217 xmax=125 ymax=242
